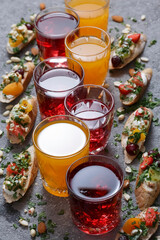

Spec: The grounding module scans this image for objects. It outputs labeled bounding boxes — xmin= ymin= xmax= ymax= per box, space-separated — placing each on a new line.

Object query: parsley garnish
xmin=148 ymin=40 xmax=157 ymax=47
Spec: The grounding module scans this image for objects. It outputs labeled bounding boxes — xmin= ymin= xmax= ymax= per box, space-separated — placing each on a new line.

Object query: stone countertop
xmin=0 ymin=0 xmax=160 ymax=239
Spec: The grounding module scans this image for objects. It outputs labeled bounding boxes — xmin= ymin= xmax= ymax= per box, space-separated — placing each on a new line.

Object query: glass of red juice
xmin=34 ymin=7 xmax=79 ymax=59
xmin=33 ymin=57 xmax=84 ymax=119
xmin=64 ymin=84 xmax=114 ymax=154
xmin=66 ymin=155 xmax=124 ymax=235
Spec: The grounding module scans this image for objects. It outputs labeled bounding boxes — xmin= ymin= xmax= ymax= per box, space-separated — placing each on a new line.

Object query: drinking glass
xmin=32 ymin=115 xmax=90 ymax=197
xmin=65 ymin=0 xmax=110 ymax=31
xmin=64 ymin=84 xmax=114 ymax=154
xmin=34 ymin=6 xmax=79 ymax=59
xmin=33 ymin=57 xmax=84 ymax=119
xmin=66 ymin=155 xmax=124 ymax=234
xmin=65 ymin=26 xmax=111 ymax=85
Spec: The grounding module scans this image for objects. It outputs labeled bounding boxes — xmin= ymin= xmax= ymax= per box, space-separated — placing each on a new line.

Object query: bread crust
xmin=109 ymin=34 xmax=147 ymax=70
xmin=115 ymin=207 xmax=159 ymax=240
xmin=6 ymin=96 xmax=37 ymax=144
xmin=3 ymin=146 xmax=38 ymax=203
xmin=135 ymin=167 xmax=160 ymax=210
xmin=6 ymin=33 xmax=35 ymax=54
xmin=120 ymin=68 xmax=152 ymax=106
xmin=121 ymin=108 xmax=153 ymax=164
xmin=0 ymin=62 xmax=35 ymax=103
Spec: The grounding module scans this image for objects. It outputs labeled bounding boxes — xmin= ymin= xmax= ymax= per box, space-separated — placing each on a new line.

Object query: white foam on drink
xmin=37 ymin=123 xmax=86 ymax=156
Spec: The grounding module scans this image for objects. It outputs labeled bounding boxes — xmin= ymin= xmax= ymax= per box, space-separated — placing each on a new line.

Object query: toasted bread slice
xmin=3 ymin=146 xmax=38 ymax=203
xmin=135 ymin=167 xmax=160 ymax=210
xmin=120 ymin=68 xmax=152 ymax=106
xmin=121 ymin=108 xmax=153 ymax=164
xmin=6 ymin=32 xmax=35 ymax=54
xmin=6 ymin=96 xmax=37 ymax=144
xmin=115 ymin=207 xmax=159 ymax=240
xmin=109 ymin=34 xmax=147 ymax=70
xmin=0 ymin=62 xmax=35 ymax=103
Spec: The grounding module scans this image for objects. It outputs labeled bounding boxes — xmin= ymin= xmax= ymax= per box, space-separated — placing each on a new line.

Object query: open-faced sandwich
xmin=3 ymin=146 xmax=38 ymax=203
xmin=115 ymin=207 xmax=159 ymax=240
xmin=0 ymin=62 xmax=35 ymax=103
xmin=109 ymin=33 xmax=147 ymax=69
xmin=118 ymin=68 xmax=152 ymax=106
xmin=121 ymin=107 xmax=153 ymax=164
xmin=6 ymin=18 xmax=35 ymax=54
xmin=135 ymin=149 xmax=160 ymax=210
xmin=6 ymin=96 xmax=37 ymax=144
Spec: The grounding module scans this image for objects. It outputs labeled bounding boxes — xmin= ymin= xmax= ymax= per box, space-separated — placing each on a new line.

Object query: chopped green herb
xmin=109 ymin=28 xmax=113 ymax=33
xmin=131 ymin=18 xmax=137 ymax=22
xmin=13 ymin=47 xmax=20 ymax=54
xmin=148 ymin=40 xmax=157 ymax=47
xmin=13 ymin=223 xmax=18 ymax=229
xmin=114 ymin=27 xmax=119 ymax=32
xmin=114 ymin=154 xmax=119 ymax=159
xmin=134 ymin=60 xmax=145 ymax=71
xmin=47 ymin=219 xmax=56 ymax=233
xmin=36 ymin=193 xmax=43 ymax=200
xmin=38 ymin=211 xmax=46 ymax=223
xmin=113 ymin=120 xmax=118 ymax=127
xmin=1 ymin=120 xmax=6 ymax=123
xmin=153 ymin=117 xmax=160 ymax=126
xmin=64 ymin=233 xmax=69 ymax=240
xmin=37 ymin=201 xmax=47 ymax=206
xmin=28 ymin=201 xmax=36 ymax=209
xmin=114 ymin=133 xmax=121 ymax=142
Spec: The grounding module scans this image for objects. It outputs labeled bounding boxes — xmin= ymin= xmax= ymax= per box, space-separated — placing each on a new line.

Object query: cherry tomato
xmin=140 ymin=156 xmax=154 ymax=170
xmin=6 ymin=163 xmax=24 ymax=175
xmin=6 ymin=122 xmax=25 ymax=137
xmin=145 ymin=208 xmax=158 ymax=227
xmin=119 ymin=84 xmax=133 ymax=95
xmin=135 ymin=107 xmax=147 ymax=117
xmin=128 ymin=33 xmax=141 ymax=43
xmin=132 ymin=72 xmax=143 ymax=87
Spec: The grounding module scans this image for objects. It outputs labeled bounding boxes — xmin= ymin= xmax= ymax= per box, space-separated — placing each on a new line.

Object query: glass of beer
xmin=32 ymin=115 xmax=90 ymax=197
xmin=65 ymin=26 xmax=111 ymax=86
xmin=65 ymin=0 xmax=110 ymax=31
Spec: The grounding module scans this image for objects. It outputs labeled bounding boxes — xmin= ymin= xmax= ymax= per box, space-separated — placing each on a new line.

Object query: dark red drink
xmin=33 ymin=57 xmax=84 ymax=119
xmin=36 ymin=68 xmax=81 ymax=118
xmin=35 ymin=7 xmax=79 ymax=59
xmin=64 ymin=85 xmax=114 ymax=154
xmin=70 ymin=99 xmax=114 ymax=153
xmin=66 ymin=155 xmax=124 ymax=235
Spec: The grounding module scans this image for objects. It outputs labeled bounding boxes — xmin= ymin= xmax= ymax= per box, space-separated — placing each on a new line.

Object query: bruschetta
xmin=109 ymin=33 xmax=147 ymax=69
xmin=3 ymin=146 xmax=38 ymax=203
xmin=118 ymin=68 xmax=152 ymax=106
xmin=135 ymin=149 xmax=160 ymax=210
xmin=0 ymin=62 xmax=35 ymax=103
xmin=6 ymin=18 xmax=35 ymax=54
xmin=6 ymin=95 xmax=37 ymax=144
xmin=115 ymin=207 xmax=159 ymax=240
xmin=121 ymin=107 xmax=153 ymax=164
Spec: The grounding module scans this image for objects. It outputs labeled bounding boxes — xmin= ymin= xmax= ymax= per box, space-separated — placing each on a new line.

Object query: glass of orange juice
xmin=32 ymin=115 xmax=90 ymax=197
xmin=65 ymin=0 xmax=110 ymax=31
xmin=65 ymin=26 xmax=111 ymax=85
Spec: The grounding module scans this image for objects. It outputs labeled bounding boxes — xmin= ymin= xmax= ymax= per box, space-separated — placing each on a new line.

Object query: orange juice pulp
xmin=34 ymin=120 xmax=89 ymax=197
xmin=65 ymin=36 xmax=110 ymax=85
xmin=65 ymin=0 xmax=109 ymax=31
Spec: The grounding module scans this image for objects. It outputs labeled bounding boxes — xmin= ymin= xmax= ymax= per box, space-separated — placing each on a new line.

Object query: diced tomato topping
xmin=6 ymin=121 xmax=25 ymax=137
xmin=119 ymin=84 xmax=133 ymax=95
xmin=145 ymin=208 xmax=158 ymax=227
xmin=140 ymin=156 xmax=154 ymax=170
xmin=128 ymin=33 xmax=141 ymax=43
xmin=135 ymin=107 xmax=147 ymax=117
xmin=6 ymin=162 xmax=24 ymax=175
xmin=132 ymin=72 xmax=143 ymax=87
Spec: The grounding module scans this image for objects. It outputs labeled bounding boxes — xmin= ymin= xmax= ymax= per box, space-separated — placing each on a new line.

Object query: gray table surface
xmin=0 ymin=0 xmax=160 ymax=239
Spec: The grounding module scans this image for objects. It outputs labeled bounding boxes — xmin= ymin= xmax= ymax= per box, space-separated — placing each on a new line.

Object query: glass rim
xmin=32 ymin=115 xmax=90 ymax=159
xmin=33 ymin=56 xmax=84 ymax=93
xmin=34 ymin=6 xmax=80 ymax=37
xmin=65 ymin=0 xmax=110 ymax=13
xmin=64 ymin=84 xmax=114 ymax=121
xmin=66 ymin=155 xmax=124 ymax=202
xmin=65 ymin=26 xmax=111 ymax=57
